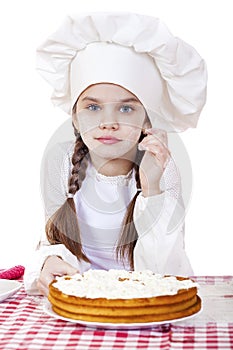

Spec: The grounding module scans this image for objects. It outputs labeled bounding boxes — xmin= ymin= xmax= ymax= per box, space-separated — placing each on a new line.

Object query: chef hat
xmin=36 ymin=12 xmax=207 ymax=132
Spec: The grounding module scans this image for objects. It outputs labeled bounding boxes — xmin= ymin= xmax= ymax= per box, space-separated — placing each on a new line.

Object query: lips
xmin=96 ymin=136 xmax=121 ymax=145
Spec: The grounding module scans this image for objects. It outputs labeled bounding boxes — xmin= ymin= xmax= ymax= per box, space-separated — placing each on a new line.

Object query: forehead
xmin=78 ymin=83 xmax=140 ymax=103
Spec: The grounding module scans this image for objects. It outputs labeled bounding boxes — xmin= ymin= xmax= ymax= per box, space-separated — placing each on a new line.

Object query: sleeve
xmin=24 ymin=141 xmax=91 ymax=295
xmin=133 ymin=157 xmax=193 ymax=276
xmin=40 ymin=141 xmax=74 ymax=221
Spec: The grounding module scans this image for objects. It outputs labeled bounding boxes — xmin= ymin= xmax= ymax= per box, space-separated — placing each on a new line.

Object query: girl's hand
xmin=138 ymin=129 xmax=170 ymax=197
xmin=37 ymin=255 xmax=78 ymax=296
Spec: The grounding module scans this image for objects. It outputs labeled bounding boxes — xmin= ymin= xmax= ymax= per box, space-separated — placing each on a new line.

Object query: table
xmin=0 ymin=276 xmax=233 ymax=350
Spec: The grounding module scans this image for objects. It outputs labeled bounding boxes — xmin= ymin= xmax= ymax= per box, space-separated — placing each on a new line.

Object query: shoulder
xmin=42 ymin=141 xmax=74 ymax=167
xmin=41 ymin=141 xmax=75 ymax=180
xmin=44 ymin=140 xmax=74 ymax=159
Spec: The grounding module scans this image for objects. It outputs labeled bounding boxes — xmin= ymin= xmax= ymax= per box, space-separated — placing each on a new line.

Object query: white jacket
xmin=24 ymin=141 xmax=193 ymax=294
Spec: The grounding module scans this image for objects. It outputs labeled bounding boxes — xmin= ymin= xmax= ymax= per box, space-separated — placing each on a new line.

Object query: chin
xmin=92 ymin=142 xmax=137 ymax=161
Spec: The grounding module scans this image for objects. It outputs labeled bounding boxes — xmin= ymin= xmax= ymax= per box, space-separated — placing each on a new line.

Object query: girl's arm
xmin=23 ymin=244 xmax=83 ymax=295
xmin=133 ymin=156 xmax=193 ymax=276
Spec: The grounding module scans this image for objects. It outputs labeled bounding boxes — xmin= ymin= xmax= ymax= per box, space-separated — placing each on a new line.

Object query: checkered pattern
xmin=0 ymin=276 xmax=232 ymax=350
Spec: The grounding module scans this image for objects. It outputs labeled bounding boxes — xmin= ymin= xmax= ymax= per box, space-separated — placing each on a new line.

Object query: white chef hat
xmin=36 ymin=12 xmax=207 ymax=132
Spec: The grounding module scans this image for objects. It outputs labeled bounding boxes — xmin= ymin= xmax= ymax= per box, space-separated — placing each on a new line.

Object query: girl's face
xmin=73 ymin=83 xmax=149 ymax=161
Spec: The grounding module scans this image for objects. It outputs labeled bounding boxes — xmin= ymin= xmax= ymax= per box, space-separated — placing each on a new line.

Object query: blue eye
xmin=87 ymin=104 xmax=101 ymax=111
xmin=120 ymin=105 xmax=134 ymax=113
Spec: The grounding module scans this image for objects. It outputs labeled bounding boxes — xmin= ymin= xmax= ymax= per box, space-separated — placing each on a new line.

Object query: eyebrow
xmin=80 ymin=96 xmax=140 ymax=104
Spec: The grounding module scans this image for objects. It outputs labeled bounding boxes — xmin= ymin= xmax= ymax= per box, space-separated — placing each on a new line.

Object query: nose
xmin=99 ymin=108 xmax=119 ymax=130
xmin=99 ymin=121 xmax=119 ymax=130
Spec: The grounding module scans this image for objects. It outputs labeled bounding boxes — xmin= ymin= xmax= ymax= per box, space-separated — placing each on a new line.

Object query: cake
xmin=48 ymin=269 xmax=201 ymax=323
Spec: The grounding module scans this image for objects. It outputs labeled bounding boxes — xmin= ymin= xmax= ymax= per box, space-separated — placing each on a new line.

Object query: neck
xmin=90 ymin=155 xmax=136 ymax=176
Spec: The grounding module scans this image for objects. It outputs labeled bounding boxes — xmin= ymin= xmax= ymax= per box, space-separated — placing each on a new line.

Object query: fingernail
xmin=144 ymin=128 xmax=152 ymax=134
xmin=138 ymin=144 xmax=146 ymax=151
xmin=163 ymin=157 xmax=170 ymax=169
xmin=144 ymin=128 xmax=157 ymax=134
xmin=138 ymin=144 xmax=144 ymax=151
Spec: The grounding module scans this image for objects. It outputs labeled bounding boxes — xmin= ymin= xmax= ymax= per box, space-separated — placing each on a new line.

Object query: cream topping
xmin=52 ymin=269 xmax=198 ymax=299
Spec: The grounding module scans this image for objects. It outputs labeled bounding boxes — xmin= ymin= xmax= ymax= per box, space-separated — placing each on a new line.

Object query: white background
xmin=0 ymin=0 xmax=232 ymax=275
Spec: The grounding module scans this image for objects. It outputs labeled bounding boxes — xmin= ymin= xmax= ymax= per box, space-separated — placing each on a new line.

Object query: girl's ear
xmin=72 ymin=121 xmax=80 ymax=137
xmin=72 ymin=117 xmax=79 ymax=133
xmin=72 ymin=109 xmax=80 ymax=133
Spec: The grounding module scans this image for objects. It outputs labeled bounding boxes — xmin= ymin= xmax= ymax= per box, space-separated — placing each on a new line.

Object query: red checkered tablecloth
xmin=0 ymin=276 xmax=233 ymax=350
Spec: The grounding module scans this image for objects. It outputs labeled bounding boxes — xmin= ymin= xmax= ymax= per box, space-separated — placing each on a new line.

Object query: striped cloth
xmin=0 ymin=276 xmax=232 ymax=349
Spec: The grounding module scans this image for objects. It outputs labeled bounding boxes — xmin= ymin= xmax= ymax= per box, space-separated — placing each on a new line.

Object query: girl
xmin=24 ymin=12 xmax=207 ymax=296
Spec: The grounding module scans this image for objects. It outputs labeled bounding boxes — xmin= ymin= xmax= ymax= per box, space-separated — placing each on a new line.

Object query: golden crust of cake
xmin=48 ymin=270 xmax=201 ymax=323
xmin=50 ymin=296 xmax=201 ymax=323
xmin=49 ymin=282 xmax=197 ymax=307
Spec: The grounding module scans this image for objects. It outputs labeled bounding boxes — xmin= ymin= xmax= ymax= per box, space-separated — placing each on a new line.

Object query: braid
xmin=116 ymin=133 xmax=145 ymax=270
xmin=46 ymin=134 xmax=89 ymax=262
xmin=68 ymin=136 xmax=89 ymax=195
xmin=116 ymin=164 xmax=142 ymax=270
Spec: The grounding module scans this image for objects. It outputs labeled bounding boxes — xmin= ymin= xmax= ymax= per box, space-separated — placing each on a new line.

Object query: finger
xmin=141 ymin=144 xmax=171 ymax=170
xmin=139 ymin=134 xmax=168 ymax=151
xmin=144 ymin=128 xmax=168 ymax=146
xmin=163 ymin=156 xmax=171 ymax=169
xmin=139 ymin=142 xmax=170 ymax=158
xmin=138 ymin=136 xmax=161 ymax=151
xmin=144 ymin=152 xmax=165 ymax=170
xmin=37 ymin=279 xmax=49 ymax=297
xmin=144 ymin=128 xmax=167 ymax=137
xmin=44 ymin=256 xmax=78 ymax=277
xmin=39 ymin=271 xmax=55 ymax=287
xmin=55 ymin=261 xmax=78 ymax=276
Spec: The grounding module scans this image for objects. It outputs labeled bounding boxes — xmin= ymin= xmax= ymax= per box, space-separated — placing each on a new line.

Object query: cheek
xmin=122 ymin=126 xmax=142 ymax=144
xmin=77 ymin=111 xmax=100 ymax=134
xmin=121 ymin=115 xmax=145 ymax=140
